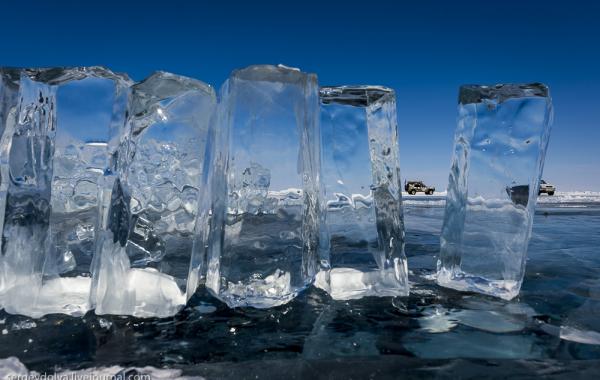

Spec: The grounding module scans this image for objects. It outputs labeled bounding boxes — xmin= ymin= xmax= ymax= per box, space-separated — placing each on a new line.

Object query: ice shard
xmin=0 ymin=67 xmax=131 ymax=317
xmin=437 ymin=83 xmax=553 ymax=300
xmin=0 ymin=69 xmax=20 ymax=137
xmin=315 ymin=86 xmax=408 ymax=299
xmin=92 ymin=72 xmax=215 ymax=317
xmin=206 ymin=64 xmax=321 ymax=308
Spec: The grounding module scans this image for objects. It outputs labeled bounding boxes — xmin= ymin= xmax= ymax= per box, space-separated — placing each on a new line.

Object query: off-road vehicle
xmin=404 ymin=181 xmax=435 ymax=195
xmin=538 ymin=180 xmax=555 ymax=196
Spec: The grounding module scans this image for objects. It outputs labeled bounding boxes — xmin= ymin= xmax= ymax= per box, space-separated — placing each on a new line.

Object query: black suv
xmin=404 ymin=181 xmax=435 ymax=195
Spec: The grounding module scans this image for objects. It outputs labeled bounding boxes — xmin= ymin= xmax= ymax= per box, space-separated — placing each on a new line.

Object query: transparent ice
xmin=206 ymin=65 xmax=321 ymax=308
xmin=315 ymin=86 xmax=408 ymax=299
xmin=92 ymin=72 xmax=216 ymax=317
xmin=437 ymin=83 xmax=553 ymax=300
xmin=0 ymin=67 xmax=131 ymax=317
xmin=0 ymin=69 xmax=20 ymax=298
xmin=0 ymin=69 xmax=20 ymax=139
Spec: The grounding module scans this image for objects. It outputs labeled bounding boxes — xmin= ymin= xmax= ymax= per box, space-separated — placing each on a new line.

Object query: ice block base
xmin=437 ymin=268 xmax=521 ymax=300
xmin=315 ymin=265 xmax=409 ymax=301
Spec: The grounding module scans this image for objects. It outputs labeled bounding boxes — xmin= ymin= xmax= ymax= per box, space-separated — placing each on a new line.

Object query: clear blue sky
xmin=2 ymin=0 xmax=599 ymax=191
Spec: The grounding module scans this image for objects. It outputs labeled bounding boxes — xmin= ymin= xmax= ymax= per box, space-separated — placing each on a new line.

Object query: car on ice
xmin=404 ymin=181 xmax=435 ymax=195
xmin=538 ymin=180 xmax=555 ymax=196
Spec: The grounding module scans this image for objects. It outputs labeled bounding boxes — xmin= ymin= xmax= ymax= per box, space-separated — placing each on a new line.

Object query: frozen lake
xmin=1 ymin=192 xmax=600 ymax=378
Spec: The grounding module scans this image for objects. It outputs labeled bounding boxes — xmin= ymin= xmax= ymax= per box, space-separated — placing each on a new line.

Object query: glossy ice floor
xmin=1 ymin=193 xmax=599 ymax=378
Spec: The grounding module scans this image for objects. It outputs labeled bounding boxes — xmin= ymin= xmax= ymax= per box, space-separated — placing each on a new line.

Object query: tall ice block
xmin=93 ymin=72 xmax=216 ymax=317
xmin=0 ymin=67 xmax=131 ymax=317
xmin=206 ymin=65 xmax=321 ymax=308
xmin=437 ymin=83 xmax=553 ymax=300
xmin=316 ymin=86 xmax=408 ymax=300
xmin=0 ymin=69 xmax=21 ymax=300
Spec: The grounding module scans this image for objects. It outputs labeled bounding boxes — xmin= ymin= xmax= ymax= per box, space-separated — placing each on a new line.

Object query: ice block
xmin=206 ymin=65 xmax=322 ymax=308
xmin=437 ymin=83 xmax=553 ymax=300
xmin=316 ymin=86 xmax=408 ymax=300
xmin=0 ymin=67 xmax=131 ymax=317
xmin=92 ymin=72 xmax=216 ymax=317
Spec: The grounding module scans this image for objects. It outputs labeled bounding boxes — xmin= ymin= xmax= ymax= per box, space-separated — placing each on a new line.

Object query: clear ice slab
xmin=0 ymin=69 xmax=22 ymax=298
xmin=315 ymin=86 xmax=408 ymax=300
xmin=92 ymin=71 xmax=216 ymax=317
xmin=437 ymin=83 xmax=553 ymax=300
xmin=0 ymin=67 xmax=131 ymax=317
xmin=206 ymin=65 xmax=321 ymax=308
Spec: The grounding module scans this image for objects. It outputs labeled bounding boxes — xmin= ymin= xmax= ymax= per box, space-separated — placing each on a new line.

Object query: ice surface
xmin=404 ymin=329 xmax=544 ymax=359
xmin=303 ymin=304 xmax=379 ymax=359
xmin=316 ymin=86 xmax=407 ymax=300
xmin=93 ymin=71 xmax=215 ymax=317
xmin=1 ymin=198 xmax=600 ymax=371
xmin=437 ymin=83 xmax=553 ymax=300
xmin=206 ymin=64 xmax=321 ymax=308
xmin=0 ymin=67 xmax=131 ymax=317
xmin=553 ymin=279 xmax=600 ymax=345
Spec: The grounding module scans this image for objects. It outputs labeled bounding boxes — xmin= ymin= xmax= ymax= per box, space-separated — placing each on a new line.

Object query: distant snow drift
xmin=402 ymin=192 xmax=600 ymax=207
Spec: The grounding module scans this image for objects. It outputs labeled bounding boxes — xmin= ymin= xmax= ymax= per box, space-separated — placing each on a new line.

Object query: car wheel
xmin=410 ymin=190 xmax=416 ymax=195
xmin=548 ymin=192 xmax=554 ymax=196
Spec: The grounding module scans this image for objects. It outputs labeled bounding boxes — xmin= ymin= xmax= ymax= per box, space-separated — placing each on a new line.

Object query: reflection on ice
xmin=404 ymin=330 xmax=544 ymax=359
xmin=418 ymin=306 xmax=458 ymax=333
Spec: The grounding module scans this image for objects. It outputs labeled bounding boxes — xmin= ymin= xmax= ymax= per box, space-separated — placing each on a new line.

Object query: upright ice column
xmin=437 ymin=83 xmax=553 ymax=300
xmin=93 ymin=72 xmax=216 ymax=317
xmin=0 ymin=68 xmax=21 ymax=299
xmin=316 ymin=86 xmax=408 ymax=300
xmin=206 ymin=65 xmax=321 ymax=308
xmin=0 ymin=67 xmax=131 ymax=317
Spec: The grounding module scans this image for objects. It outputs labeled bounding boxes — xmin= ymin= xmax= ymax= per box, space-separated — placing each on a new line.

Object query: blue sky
xmin=1 ymin=0 xmax=599 ymax=191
